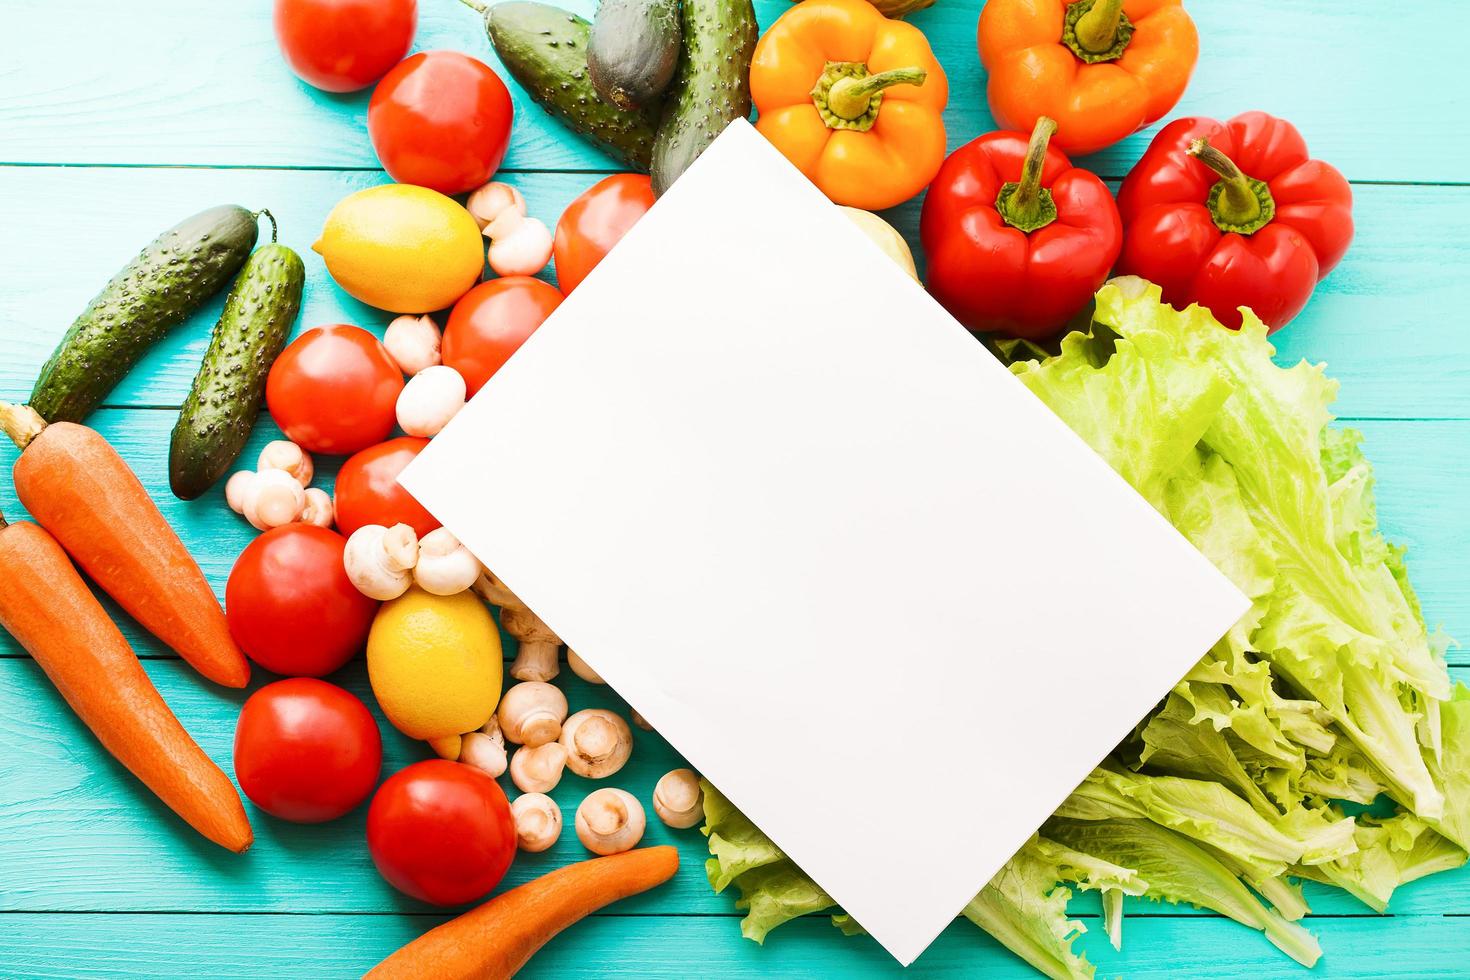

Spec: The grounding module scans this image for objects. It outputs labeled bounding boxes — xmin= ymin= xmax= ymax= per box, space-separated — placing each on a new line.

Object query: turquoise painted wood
xmin=1 ymin=0 xmax=1467 ymax=977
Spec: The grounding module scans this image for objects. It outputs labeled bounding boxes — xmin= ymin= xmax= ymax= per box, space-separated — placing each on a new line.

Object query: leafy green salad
xmin=700 ymin=280 xmax=1469 ymax=978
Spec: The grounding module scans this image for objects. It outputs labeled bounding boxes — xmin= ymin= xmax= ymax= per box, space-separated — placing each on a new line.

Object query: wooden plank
xmin=2 ymin=1 xmax=1466 ymax=185
xmin=2 ymin=909 xmax=1469 ymax=979
xmin=1 ymin=167 xmax=1467 ymax=421
xmin=0 ymin=411 xmax=1461 ymax=664
xmin=2 ymin=654 xmax=1468 ymax=916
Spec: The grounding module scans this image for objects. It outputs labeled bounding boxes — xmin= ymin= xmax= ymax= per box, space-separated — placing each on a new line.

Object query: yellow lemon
xmin=367 ymin=587 xmax=503 ymax=742
xmin=314 ymin=184 xmax=483 ymax=314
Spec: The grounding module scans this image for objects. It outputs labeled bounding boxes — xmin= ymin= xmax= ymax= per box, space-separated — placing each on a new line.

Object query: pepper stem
xmin=1062 ymin=0 xmax=1135 ymax=63
xmin=811 ymin=63 xmax=927 ymax=132
xmin=1188 ymin=138 xmax=1277 ymax=235
xmin=0 ymin=402 xmax=46 ymax=450
xmin=996 ymin=117 xmax=1060 ymax=234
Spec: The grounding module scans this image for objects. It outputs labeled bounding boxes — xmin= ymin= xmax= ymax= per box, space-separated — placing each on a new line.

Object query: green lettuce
xmin=699 ymin=282 xmax=1465 ymax=977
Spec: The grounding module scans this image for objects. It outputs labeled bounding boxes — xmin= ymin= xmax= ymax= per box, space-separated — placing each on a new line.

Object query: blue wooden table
xmin=2 ymin=1 xmax=1467 ymax=976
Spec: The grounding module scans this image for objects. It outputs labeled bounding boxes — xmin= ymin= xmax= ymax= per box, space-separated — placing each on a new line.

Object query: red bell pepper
xmin=920 ymin=117 xmax=1122 ymax=340
xmin=1116 ymin=111 xmax=1354 ymax=332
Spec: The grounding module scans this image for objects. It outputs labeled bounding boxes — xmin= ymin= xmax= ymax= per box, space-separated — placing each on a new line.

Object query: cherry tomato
xmin=554 ymin=174 xmax=656 ymax=295
xmin=226 ymin=525 xmax=380 ymax=677
xmin=267 ymin=325 xmax=404 ymax=456
xmin=273 ymin=0 xmax=416 ymax=93
xmin=442 ymin=278 xmax=563 ymax=397
xmin=368 ymin=51 xmax=514 ymax=195
xmin=366 ymin=759 xmax=516 ymax=905
xmin=334 ymin=437 xmax=440 ymax=539
xmin=234 ymin=678 xmax=382 ymax=823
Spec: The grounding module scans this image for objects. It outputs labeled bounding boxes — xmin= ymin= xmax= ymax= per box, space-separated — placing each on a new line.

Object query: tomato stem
xmin=996 ymin=117 xmax=1060 ymax=234
xmin=1188 ymin=138 xmax=1277 ymax=235
xmin=812 ymin=63 xmax=927 ymax=132
xmin=0 ymin=402 xmax=46 ymax=451
xmin=1063 ymin=0 xmax=1134 ymax=64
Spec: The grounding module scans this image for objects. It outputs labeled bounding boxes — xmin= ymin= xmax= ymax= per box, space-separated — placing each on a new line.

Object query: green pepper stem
xmin=1188 ymin=138 xmax=1271 ymax=230
xmin=0 ymin=402 xmax=46 ymax=451
xmin=996 ymin=117 xmax=1060 ymax=234
xmin=1075 ymin=0 xmax=1126 ymax=53
xmin=826 ymin=68 xmax=928 ymax=121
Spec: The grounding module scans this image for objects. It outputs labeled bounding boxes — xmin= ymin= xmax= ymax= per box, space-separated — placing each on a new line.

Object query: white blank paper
xmin=401 ymin=119 xmax=1249 ymax=965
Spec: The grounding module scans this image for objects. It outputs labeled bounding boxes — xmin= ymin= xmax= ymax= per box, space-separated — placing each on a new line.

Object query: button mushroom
xmin=299 ymin=487 xmax=334 ymax=529
xmin=257 ymin=439 xmax=314 ymax=487
xmin=344 ymin=523 xmax=419 ymax=600
xmin=560 ymin=709 xmax=632 ymax=780
xmin=383 ymin=314 xmax=442 ymax=377
xmin=511 ymin=793 xmax=563 ymax=853
xmin=242 ymin=468 xmax=306 ymax=531
xmin=567 ymin=650 xmax=606 ymax=685
xmin=412 ymin=527 xmax=480 ymax=596
xmin=474 ymin=570 xmax=564 ymax=681
xmin=575 ymin=788 xmax=645 ymax=855
xmin=395 ymin=365 xmax=467 ymax=438
xmin=459 ymin=730 xmax=508 ymax=778
xmin=653 ymin=769 xmax=705 ymax=829
xmin=510 ymin=742 xmax=567 ymax=794
xmin=497 ymin=681 xmax=568 ymax=748
xmin=630 ymin=710 xmax=654 ymax=732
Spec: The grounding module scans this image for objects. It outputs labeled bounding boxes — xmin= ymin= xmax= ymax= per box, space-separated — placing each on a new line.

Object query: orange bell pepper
xmin=752 ymin=0 xmax=948 ymax=211
xmin=979 ymin=0 xmax=1198 ymax=156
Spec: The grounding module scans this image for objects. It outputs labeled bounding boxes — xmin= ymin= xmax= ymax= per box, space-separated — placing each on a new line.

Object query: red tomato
xmin=234 ymin=678 xmax=382 ymax=823
xmin=267 ymin=325 xmax=404 ymax=456
xmin=368 ymin=51 xmax=514 ymax=195
xmin=273 ymin=0 xmax=416 ymax=93
xmin=334 ymin=437 xmax=440 ymax=539
xmin=366 ymin=759 xmax=516 ymax=905
xmin=226 ymin=525 xmax=379 ymax=677
xmin=442 ymin=278 xmax=563 ymax=396
xmin=554 ymin=174 xmax=656 ymax=295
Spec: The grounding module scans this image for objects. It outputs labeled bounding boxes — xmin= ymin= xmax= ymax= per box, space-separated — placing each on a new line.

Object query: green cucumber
xmin=484 ymin=1 xmax=662 ymax=172
xmin=588 ymin=0 xmax=681 ymax=111
xmin=650 ymin=0 xmax=758 ymax=196
xmin=30 ymin=205 xmax=261 ymax=424
xmin=168 ymin=216 xmax=304 ymax=501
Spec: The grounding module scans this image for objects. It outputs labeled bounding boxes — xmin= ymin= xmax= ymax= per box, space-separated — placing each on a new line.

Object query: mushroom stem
xmin=560 ymin=709 xmax=633 ymax=779
xmin=497 ymin=680 xmax=569 ymax=747
xmin=511 ymin=793 xmax=563 ymax=852
xmin=510 ymin=742 xmax=567 ymax=794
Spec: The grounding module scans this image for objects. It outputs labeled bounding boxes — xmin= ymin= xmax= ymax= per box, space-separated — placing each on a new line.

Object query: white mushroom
xmin=511 ymin=793 xmax=563 ymax=852
xmin=396 ymin=365 xmax=467 ymax=438
xmin=487 ymin=216 xmax=553 ymax=278
xmin=242 ymin=468 xmax=306 ymax=531
xmin=459 ymin=731 xmax=508 ymax=778
xmin=256 ymin=439 xmax=313 ymax=487
xmin=467 ymin=182 xmax=525 ymax=233
xmin=497 ymin=681 xmax=568 ymax=747
xmin=567 ymin=650 xmax=606 ymax=685
xmin=299 ymin=487 xmax=334 ymax=528
xmin=560 ymin=709 xmax=632 ymax=780
xmin=224 ymin=470 xmax=256 ymax=515
xmin=576 ymin=788 xmax=645 ymax=855
xmin=412 ymin=527 xmax=480 ymax=596
xmin=630 ymin=710 xmax=653 ymax=732
xmin=653 ymin=769 xmax=705 ymax=829
xmin=383 ymin=314 xmax=442 ymax=377
xmin=510 ymin=742 xmax=567 ymax=794
xmin=474 ymin=571 xmax=564 ymax=682
xmin=343 ymin=523 xmax=419 ymax=600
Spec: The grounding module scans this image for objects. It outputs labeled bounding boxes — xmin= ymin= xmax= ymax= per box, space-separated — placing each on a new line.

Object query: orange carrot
xmin=0 ymin=403 xmax=249 ymax=688
xmin=366 ymin=846 xmax=680 ymax=980
xmin=0 ymin=511 xmax=252 ymax=852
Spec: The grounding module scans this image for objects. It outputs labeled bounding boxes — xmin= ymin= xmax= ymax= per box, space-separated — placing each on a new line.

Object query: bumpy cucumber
xmin=30 ymin=205 xmax=261 ymax=423
xmin=588 ymin=0 xmax=681 ymax=111
xmin=169 ymin=217 xmax=304 ymax=501
xmin=650 ymin=0 xmax=758 ymax=196
xmin=487 ymin=2 xmax=662 ymax=171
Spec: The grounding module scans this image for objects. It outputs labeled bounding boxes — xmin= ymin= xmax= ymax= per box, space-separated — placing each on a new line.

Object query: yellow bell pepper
xmin=752 ymin=0 xmax=949 ymax=211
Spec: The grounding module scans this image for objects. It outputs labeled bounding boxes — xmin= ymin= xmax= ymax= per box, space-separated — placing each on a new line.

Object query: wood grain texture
xmin=2 ymin=167 xmax=1468 ymax=420
xmin=3 ymin=654 xmax=1468 ymax=919
xmin=3 ymin=0 xmax=1467 ymax=184
xmin=3 ymin=910 xmax=1470 ymax=979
